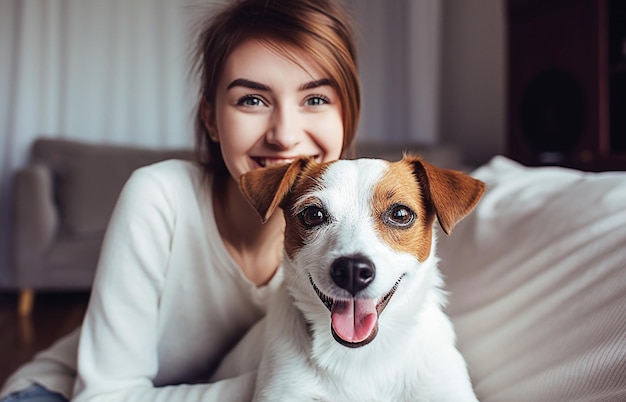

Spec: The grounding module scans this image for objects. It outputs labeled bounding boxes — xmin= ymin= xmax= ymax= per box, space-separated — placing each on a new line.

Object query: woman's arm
xmin=72 ymin=165 xmax=255 ymax=401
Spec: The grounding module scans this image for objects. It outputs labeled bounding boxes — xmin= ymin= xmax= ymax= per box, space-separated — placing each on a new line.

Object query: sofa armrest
xmin=12 ymin=164 xmax=59 ymax=279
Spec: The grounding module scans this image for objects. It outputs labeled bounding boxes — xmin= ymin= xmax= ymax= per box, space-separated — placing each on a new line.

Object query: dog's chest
xmin=301 ymin=363 xmax=430 ymax=402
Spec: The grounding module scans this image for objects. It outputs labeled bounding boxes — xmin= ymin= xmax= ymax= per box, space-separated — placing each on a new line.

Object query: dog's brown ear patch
xmin=406 ymin=154 xmax=485 ymax=235
xmin=239 ymin=157 xmax=315 ymax=223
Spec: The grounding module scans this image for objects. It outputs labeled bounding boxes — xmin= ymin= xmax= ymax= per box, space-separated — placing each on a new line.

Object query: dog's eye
xmin=300 ymin=206 xmax=328 ymax=228
xmin=384 ymin=204 xmax=415 ymax=228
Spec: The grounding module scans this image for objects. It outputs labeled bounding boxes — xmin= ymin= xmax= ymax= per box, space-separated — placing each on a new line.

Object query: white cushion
xmin=438 ymin=156 xmax=626 ymax=402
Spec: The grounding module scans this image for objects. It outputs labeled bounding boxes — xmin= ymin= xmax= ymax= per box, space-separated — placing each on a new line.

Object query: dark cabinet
xmin=507 ymin=0 xmax=626 ymax=171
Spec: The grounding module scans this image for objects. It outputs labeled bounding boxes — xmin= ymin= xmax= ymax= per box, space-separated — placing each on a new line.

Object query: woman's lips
xmin=252 ymin=156 xmax=319 ymax=168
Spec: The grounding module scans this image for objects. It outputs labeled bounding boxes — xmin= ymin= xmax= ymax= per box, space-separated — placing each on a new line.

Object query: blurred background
xmin=3 ymin=0 xmax=625 ymax=290
xmin=0 ymin=0 xmax=506 ymax=288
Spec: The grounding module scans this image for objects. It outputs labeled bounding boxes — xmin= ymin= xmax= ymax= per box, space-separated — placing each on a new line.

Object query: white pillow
xmin=438 ymin=156 xmax=626 ymax=402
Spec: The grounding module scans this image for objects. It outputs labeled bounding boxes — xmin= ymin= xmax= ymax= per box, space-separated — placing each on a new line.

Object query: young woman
xmin=0 ymin=0 xmax=360 ymax=400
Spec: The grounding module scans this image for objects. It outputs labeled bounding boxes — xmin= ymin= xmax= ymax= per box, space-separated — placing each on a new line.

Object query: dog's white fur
xmin=211 ymin=156 xmax=483 ymax=401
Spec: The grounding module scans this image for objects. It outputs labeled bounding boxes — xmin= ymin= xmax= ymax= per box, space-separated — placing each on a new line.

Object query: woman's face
xmin=209 ymin=39 xmax=344 ymax=182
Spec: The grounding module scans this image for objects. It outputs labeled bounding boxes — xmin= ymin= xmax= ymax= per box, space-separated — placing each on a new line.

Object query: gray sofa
xmin=11 ymin=138 xmax=462 ymax=316
xmin=11 ymin=138 xmax=193 ymax=316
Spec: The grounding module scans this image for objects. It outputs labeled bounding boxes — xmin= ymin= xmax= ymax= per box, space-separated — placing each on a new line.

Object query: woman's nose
xmin=265 ymin=105 xmax=302 ymax=150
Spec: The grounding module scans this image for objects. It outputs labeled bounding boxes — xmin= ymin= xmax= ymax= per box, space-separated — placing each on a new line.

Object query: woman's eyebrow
xmin=299 ymin=78 xmax=332 ymax=91
xmin=226 ymin=78 xmax=332 ymax=92
xmin=227 ymin=78 xmax=269 ymax=91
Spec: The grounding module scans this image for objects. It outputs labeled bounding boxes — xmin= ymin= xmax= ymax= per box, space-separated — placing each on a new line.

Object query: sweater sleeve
xmin=72 ymin=166 xmax=255 ymax=401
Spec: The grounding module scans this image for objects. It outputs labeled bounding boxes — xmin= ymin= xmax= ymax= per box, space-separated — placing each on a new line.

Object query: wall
xmin=349 ymin=0 xmax=442 ymax=146
xmin=440 ymin=0 xmax=506 ymax=167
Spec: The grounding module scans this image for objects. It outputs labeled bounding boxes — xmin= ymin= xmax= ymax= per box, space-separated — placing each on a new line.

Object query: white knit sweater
xmin=1 ymin=160 xmax=282 ymax=401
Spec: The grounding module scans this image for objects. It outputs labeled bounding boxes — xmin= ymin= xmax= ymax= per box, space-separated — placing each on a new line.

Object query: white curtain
xmin=0 ymin=0 xmax=442 ymax=287
xmin=348 ymin=0 xmax=442 ymax=146
xmin=0 ymin=0 xmax=199 ymax=286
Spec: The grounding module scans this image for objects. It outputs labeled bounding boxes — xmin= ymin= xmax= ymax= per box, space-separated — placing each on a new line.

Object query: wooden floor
xmin=0 ymin=291 xmax=90 ymax=387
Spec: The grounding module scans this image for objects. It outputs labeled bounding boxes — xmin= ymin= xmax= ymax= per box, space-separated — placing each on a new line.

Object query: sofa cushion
xmin=32 ymin=138 xmax=193 ymax=236
xmin=438 ymin=156 xmax=626 ymax=401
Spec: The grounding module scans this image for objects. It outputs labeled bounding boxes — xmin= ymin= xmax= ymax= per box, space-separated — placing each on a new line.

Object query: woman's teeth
xmin=253 ymin=156 xmax=320 ymax=167
xmin=256 ymin=158 xmax=294 ymax=167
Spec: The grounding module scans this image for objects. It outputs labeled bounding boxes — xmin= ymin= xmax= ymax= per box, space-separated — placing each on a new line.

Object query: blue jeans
xmin=0 ymin=384 xmax=67 ymax=402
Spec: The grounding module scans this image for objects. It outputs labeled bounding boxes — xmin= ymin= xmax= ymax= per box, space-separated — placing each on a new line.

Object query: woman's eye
xmin=305 ymin=95 xmax=329 ymax=107
xmin=300 ymin=206 xmax=328 ymax=228
xmin=237 ymin=95 xmax=266 ymax=107
xmin=383 ymin=204 xmax=416 ymax=228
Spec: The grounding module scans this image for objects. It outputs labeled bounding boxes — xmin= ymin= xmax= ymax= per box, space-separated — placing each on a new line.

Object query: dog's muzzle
xmin=309 ymin=256 xmax=404 ymax=348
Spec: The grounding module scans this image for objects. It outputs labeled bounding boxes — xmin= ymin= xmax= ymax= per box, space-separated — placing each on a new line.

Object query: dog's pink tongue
xmin=331 ymin=299 xmax=378 ymax=343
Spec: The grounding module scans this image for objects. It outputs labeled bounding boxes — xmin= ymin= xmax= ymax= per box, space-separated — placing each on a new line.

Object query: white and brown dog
xmin=212 ymin=155 xmax=484 ymax=401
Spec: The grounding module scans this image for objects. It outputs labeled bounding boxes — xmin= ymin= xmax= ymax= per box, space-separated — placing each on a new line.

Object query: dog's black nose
xmin=331 ymin=256 xmax=375 ymax=296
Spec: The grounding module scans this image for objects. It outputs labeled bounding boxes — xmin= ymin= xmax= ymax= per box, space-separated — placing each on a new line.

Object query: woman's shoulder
xmin=127 ymin=159 xmax=208 ymax=194
xmin=134 ymin=158 xmax=203 ymax=181
xmin=114 ymin=159 xmax=210 ymax=215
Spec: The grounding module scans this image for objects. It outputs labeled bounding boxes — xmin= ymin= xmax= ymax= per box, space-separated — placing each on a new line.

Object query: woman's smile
xmin=209 ymin=38 xmax=344 ymax=181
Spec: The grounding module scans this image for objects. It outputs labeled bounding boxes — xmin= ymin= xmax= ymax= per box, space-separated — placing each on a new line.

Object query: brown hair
xmin=191 ymin=0 xmax=360 ymax=181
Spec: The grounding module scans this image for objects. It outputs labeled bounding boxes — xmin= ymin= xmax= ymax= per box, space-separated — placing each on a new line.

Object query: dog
xmin=211 ymin=155 xmax=484 ymax=401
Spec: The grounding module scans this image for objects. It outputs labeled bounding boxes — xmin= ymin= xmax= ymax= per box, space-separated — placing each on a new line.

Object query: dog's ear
xmin=239 ymin=156 xmax=314 ymax=223
xmin=406 ymin=155 xmax=485 ymax=235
